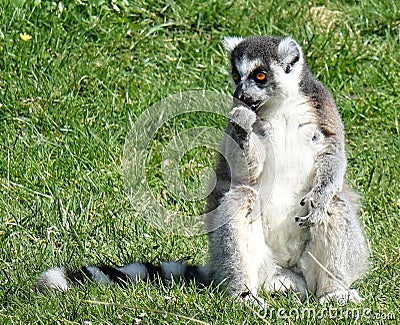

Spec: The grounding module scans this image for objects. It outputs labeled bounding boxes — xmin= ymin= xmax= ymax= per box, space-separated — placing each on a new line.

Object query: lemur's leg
xmin=299 ymin=191 xmax=369 ymax=304
xmin=206 ymin=185 xmax=272 ymax=300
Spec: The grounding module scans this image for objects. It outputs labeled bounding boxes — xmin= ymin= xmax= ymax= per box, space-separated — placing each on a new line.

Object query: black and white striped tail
xmin=37 ymin=261 xmax=210 ymax=292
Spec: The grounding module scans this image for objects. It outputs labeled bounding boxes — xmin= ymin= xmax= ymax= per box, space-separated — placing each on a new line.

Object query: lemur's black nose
xmin=233 ymin=85 xmax=257 ymax=110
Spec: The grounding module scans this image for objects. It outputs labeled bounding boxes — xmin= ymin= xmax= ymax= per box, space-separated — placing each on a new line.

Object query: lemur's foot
xmin=319 ymin=289 xmax=364 ymax=305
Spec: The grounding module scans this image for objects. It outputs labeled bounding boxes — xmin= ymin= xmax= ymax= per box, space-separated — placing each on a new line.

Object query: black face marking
xmin=231 ymin=67 xmax=241 ymax=84
xmin=252 ymin=68 xmax=268 ymax=84
xmin=232 ymin=73 xmax=240 ymax=84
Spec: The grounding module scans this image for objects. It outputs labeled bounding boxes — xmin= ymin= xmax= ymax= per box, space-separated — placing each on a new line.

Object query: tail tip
xmin=37 ymin=267 xmax=70 ymax=292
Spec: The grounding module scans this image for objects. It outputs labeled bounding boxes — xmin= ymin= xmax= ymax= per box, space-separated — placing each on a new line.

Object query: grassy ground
xmin=0 ymin=0 xmax=399 ymax=323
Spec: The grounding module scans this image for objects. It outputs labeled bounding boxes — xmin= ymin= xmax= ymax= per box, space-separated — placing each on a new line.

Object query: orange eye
xmin=232 ymin=73 xmax=240 ymax=82
xmin=255 ymin=72 xmax=266 ymax=81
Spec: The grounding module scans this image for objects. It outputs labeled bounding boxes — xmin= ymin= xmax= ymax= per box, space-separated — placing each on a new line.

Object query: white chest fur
xmin=255 ymin=100 xmax=325 ymax=267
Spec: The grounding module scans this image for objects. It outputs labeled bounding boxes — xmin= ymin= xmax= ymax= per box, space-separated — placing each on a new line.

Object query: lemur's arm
xmin=224 ymin=105 xmax=267 ymax=186
xmin=296 ymin=104 xmax=347 ymax=227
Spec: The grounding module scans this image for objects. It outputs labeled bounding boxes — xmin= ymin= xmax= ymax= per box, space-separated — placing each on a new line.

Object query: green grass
xmin=0 ymin=0 xmax=399 ymax=323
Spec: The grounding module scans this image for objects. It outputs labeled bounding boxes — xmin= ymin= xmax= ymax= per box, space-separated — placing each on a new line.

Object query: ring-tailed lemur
xmin=38 ymin=35 xmax=369 ymax=304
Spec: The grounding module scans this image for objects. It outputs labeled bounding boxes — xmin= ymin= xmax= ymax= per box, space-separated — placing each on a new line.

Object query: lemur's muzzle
xmin=233 ymin=83 xmax=261 ymax=110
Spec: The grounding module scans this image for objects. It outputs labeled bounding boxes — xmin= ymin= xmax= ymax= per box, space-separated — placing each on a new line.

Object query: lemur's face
xmin=223 ymin=36 xmax=303 ymax=111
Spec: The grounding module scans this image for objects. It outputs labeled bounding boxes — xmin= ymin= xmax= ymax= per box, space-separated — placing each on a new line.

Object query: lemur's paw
xmin=229 ymin=105 xmax=257 ymax=133
xmin=266 ymin=271 xmax=307 ymax=296
xmin=299 ymin=191 xmax=317 ymax=208
xmin=319 ymin=289 xmax=364 ymax=305
xmin=295 ymin=210 xmax=325 ymax=227
xmin=300 ymin=189 xmax=333 ymax=211
xmin=296 ymin=191 xmax=328 ymax=227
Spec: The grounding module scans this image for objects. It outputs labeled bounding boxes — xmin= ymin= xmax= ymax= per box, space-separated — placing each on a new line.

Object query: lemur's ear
xmin=277 ymin=37 xmax=303 ymax=73
xmin=222 ymin=36 xmax=244 ymax=53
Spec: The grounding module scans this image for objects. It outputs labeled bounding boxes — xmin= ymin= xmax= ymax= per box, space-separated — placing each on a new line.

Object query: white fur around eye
xmin=235 ymin=58 xmax=263 ymax=77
